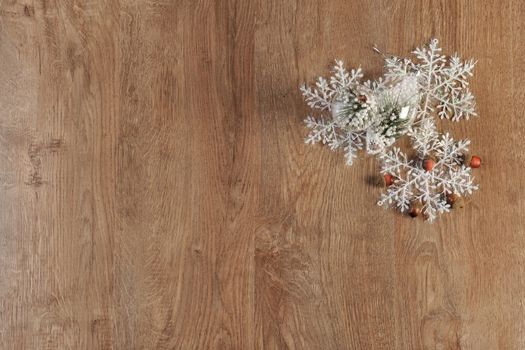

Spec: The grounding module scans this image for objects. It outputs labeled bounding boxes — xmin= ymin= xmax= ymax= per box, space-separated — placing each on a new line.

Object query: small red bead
xmin=470 ymin=155 xmax=481 ymax=168
xmin=383 ymin=174 xmax=394 ymax=186
xmin=423 ymin=159 xmax=435 ymax=172
xmin=446 ymin=193 xmax=458 ymax=205
xmin=409 ymin=205 xmax=421 ymax=218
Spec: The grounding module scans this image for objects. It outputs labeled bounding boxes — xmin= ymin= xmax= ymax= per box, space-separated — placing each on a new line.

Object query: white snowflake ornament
xmin=378 ymin=133 xmax=479 ymax=222
xmin=385 ymin=38 xmax=477 ymax=123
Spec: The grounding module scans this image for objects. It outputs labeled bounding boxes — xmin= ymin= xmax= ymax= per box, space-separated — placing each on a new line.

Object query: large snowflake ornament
xmin=385 ymin=38 xmax=477 ymax=123
xmin=378 ymin=133 xmax=479 ymax=221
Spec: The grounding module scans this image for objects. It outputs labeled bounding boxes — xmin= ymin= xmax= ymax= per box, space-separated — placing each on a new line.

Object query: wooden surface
xmin=1 ymin=0 xmax=524 ymax=349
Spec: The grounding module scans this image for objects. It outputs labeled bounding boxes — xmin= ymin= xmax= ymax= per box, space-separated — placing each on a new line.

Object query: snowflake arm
xmin=304 ymin=115 xmax=339 ymax=146
xmin=363 ymin=77 xmax=387 ymax=92
xmin=408 ymin=118 xmax=439 ymax=157
xmin=331 ymin=60 xmax=363 ymax=92
xmin=436 ymin=88 xmax=477 ymax=121
xmin=384 ymin=56 xmax=415 ymax=80
xmin=300 ymin=61 xmax=363 ymax=111
xmin=434 ymin=133 xmax=469 ymax=167
xmin=300 ymin=78 xmax=334 ymax=111
xmin=341 ymin=131 xmax=365 ymax=165
xmin=304 ymin=116 xmax=366 ymax=165
xmin=435 ymin=165 xmax=478 ymax=196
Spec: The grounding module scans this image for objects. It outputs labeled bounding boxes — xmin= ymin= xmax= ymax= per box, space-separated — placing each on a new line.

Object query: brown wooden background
xmin=1 ymin=0 xmax=525 ymax=349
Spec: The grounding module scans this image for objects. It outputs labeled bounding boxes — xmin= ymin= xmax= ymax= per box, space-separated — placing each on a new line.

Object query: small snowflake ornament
xmin=378 ymin=133 xmax=479 ymax=222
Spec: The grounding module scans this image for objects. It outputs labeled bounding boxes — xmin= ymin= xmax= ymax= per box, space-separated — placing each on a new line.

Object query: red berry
xmin=383 ymin=174 xmax=394 ymax=186
xmin=408 ymin=204 xmax=421 ymax=218
xmin=423 ymin=159 xmax=435 ymax=171
xmin=446 ymin=193 xmax=458 ymax=205
xmin=470 ymin=155 xmax=481 ymax=168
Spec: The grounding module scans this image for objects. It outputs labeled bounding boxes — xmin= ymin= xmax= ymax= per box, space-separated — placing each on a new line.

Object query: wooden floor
xmin=1 ymin=0 xmax=525 ymax=349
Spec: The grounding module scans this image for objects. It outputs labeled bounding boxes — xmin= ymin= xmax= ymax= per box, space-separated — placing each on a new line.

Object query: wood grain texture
xmin=1 ymin=0 xmax=524 ymax=349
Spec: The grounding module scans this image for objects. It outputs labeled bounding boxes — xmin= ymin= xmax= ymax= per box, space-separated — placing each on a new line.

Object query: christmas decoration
xmin=301 ymin=60 xmax=419 ymax=164
xmin=422 ymin=158 xmax=435 ymax=172
xmin=300 ymin=39 xmax=481 ymax=222
xmin=384 ymin=38 xmax=477 ymax=123
xmin=383 ymin=173 xmax=394 ymax=187
xmin=408 ymin=203 xmax=422 ymax=218
xmin=377 ymin=133 xmax=478 ymax=222
xmin=446 ymin=193 xmax=459 ymax=205
xmin=469 ymin=155 xmax=482 ymax=168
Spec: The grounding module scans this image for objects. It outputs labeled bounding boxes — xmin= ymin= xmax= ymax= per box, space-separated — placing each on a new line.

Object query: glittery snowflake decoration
xmin=300 ymin=39 xmax=481 ymax=221
xmin=378 ymin=133 xmax=479 ymax=222
xmin=385 ymin=38 xmax=477 ymax=123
